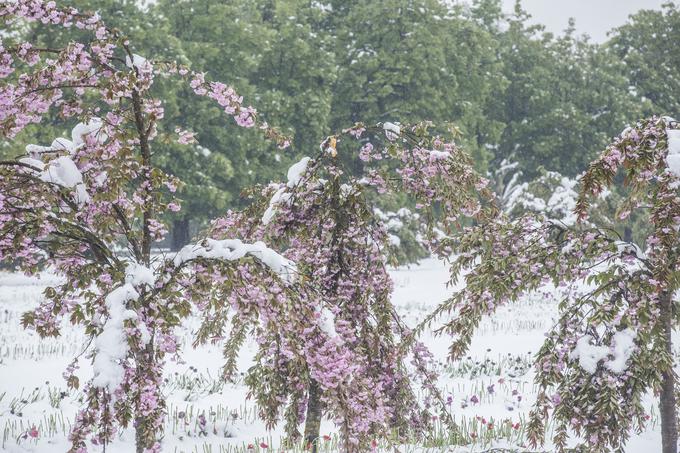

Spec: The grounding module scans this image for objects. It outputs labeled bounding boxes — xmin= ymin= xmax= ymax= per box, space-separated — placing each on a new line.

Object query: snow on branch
xmin=262 ymin=156 xmax=311 ymax=225
xmin=174 ymin=238 xmax=297 ymax=284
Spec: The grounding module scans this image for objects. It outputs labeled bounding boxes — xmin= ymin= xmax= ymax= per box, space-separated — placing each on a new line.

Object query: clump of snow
xmin=125 ymin=53 xmax=151 ymax=72
xmin=570 ymin=335 xmax=609 ymax=374
xmin=387 ymin=217 xmax=404 ymax=230
xmin=71 ymin=118 xmax=106 ymax=148
xmin=138 ymin=323 xmax=151 ymax=346
xmin=125 ymin=262 xmax=155 ymax=288
xmin=506 ymin=183 xmax=545 ymax=213
xmin=373 ymin=208 xmax=389 ymax=221
xmin=26 ymin=119 xmax=105 ymax=156
xmin=605 ymin=329 xmax=637 ymax=373
xmin=93 ymin=171 xmax=108 ymax=187
xmin=615 ymin=241 xmax=646 ymax=260
xmin=174 ymin=239 xmax=297 ymax=284
xmin=570 ymin=329 xmax=637 ymax=374
xmin=311 ymin=1 xmax=333 ymax=12
xmin=374 ymin=207 xmax=420 ymax=248
xmin=429 ymin=150 xmax=450 ymax=160
xmin=383 ymin=122 xmax=401 ymax=141
xmin=504 ymin=171 xmax=578 ymax=226
xmin=262 ymin=186 xmax=291 ymax=225
xmin=92 ymin=284 xmax=139 ymax=392
xmin=666 ymin=128 xmax=680 ymax=177
xmin=286 ymin=156 xmax=311 ymax=188
xmin=40 ymin=156 xmax=82 ymax=188
xmin=26 ymin=138 xmax=73 ymax=155
xmin=319 ymin=307 xmax=337 ymax=337
xmin=545 ymin=176 xmax=578 ymax=225
xmin=340 ymin=183 xmax=355 ymax=198
xmin=38 ymin=156 xmax=90 ymax=206
xmin=26 ymin=137 xmax=74 ymax=156
xmin=262 ymin=156 xmax=310 ymax=224
xmin=501 ymin=172 xmax=526 ymax=212
xmin=433 ymin=227 xmax=449 ymax=240
xmin=197 ymin=145 xmax=212 ymax=157
xmin=19 ymin=157 xmax=45 ymax=170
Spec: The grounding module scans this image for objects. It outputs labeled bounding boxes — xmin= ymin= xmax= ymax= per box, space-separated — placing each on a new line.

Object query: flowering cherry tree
xmin=427 ymin=116 xmax=680 ymax=453
xmin=0 ymin=1 xmax=290 ymax=452
xmin=191 ymin=121 xmax=496 ymax=451
xmin=0 ymin=2 xmax=503 ymax=452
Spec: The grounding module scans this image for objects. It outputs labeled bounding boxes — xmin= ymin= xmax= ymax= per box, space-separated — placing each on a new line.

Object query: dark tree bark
xmin=660 ymin=291 xmax=678 ymax=453
xmin=623 ymin=226 xmax=633 ymax=243
xmin=304 ymin=379 xmax=323 ymax=453
xmin=171 ymin=217 xmax=191 ymax=251
xmin=132 ymin=81 xmax=155 ymax=453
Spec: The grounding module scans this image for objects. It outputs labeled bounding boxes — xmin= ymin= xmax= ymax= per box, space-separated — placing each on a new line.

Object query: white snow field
xmin=0 ymin=259 xmax=674 ymax=452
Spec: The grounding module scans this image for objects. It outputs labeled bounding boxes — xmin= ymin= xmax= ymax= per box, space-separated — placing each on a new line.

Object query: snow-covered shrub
xmin=503 ymin=168 xmax=579 ymax=225
xmin=374 ymin=207 xmax=429 ymax=264
xmin=495 ymin=158 xmax=654 ymax=246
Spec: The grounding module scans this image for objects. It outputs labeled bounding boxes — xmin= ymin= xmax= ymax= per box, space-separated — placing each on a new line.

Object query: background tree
xmin=479 ymin=2 xmax=646 ymax=179
xmin=157 ymin=0 xmax=283 ymax=249
xmin=156 ymin=0 xmax=339 ymax=249
xmin=327 ymin=0 xmax=503 ymax=170
xmin=6 ymin=0 xmax=673 ymax=253
xmin=610 ymin=2 xmax=680 ymax=118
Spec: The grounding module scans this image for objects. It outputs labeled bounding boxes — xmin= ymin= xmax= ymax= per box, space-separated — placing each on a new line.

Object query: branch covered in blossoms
xmin=0 ymin=1 xmax=292 ymax=452
xmin=189 ymin=120 xmax=498 ymax=450
xmin=425 ymin=116 xmax=680 ymax=452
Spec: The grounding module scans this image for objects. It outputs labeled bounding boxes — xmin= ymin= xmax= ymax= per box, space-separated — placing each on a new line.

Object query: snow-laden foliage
xmin=426 ymin=116 xmax=680 ymax=452
xmin=191 ymin=121 xmax=497 ymax=451
xmin=503 ymin=169 xmax=579 ymax=226
xmin=0 ymin=2 xmax=501 ymax=452
xmin=0 ymin=1 xmax=290 ymax=451
xmin=373 ymin=207 xmax=430 ymax=264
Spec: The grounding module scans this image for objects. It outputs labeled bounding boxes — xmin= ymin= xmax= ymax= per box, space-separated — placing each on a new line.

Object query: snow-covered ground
xmin=0 ymin=259 xmax=673 ymax=452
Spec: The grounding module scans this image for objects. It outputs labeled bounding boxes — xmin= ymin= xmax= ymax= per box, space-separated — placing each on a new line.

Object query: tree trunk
xmin=134 ymin=342 xmax=155 ymax=453
xmin=623 ymin=226 xmax=633 ymax=243
xmin=171 ymin=218 xmax=191 ymax=251
xmin=304 ymin=379 xmax=323 ymax=452
xmin=134 ymin=417 xmax=145 ymax=453
xmin=660 ymin=291 xmax=678 ymax=453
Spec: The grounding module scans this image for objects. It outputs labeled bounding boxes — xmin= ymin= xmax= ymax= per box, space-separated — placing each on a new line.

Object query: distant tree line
xmin=3 ymin=0 xmax=678 ymax=249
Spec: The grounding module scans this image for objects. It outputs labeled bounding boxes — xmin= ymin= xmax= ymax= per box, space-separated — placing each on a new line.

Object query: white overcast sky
xmin=501 ymin=0 xmax=668 ymax=42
